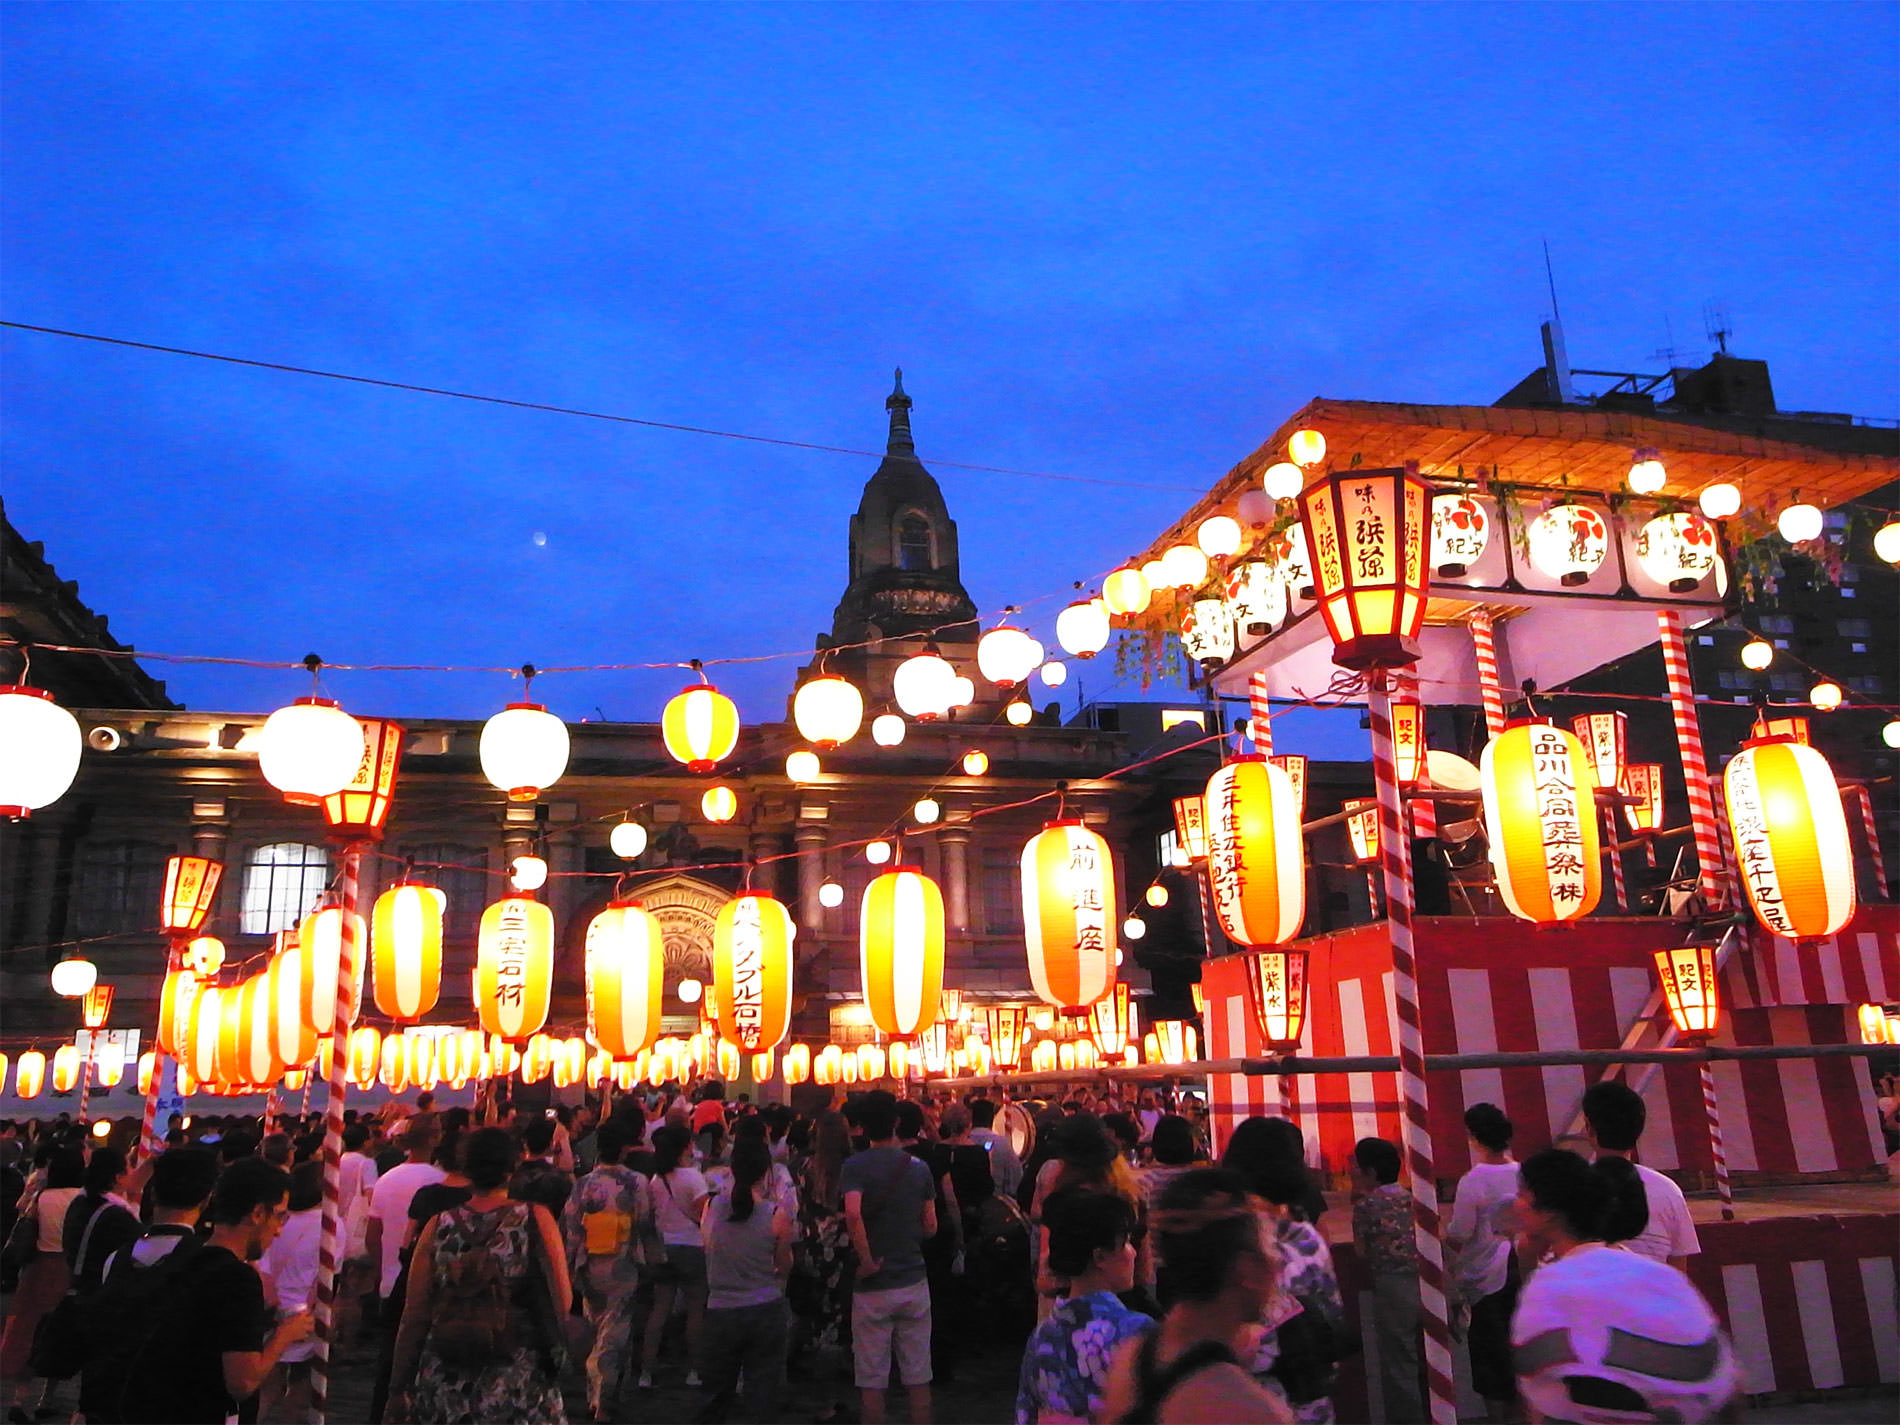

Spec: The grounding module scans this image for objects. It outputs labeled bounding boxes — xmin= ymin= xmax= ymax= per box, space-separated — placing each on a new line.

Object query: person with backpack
xmin=386 ymin=1127 xmax=570 ymax=1425
xmin=559 ymin=1123 xmax=650 ymax=1422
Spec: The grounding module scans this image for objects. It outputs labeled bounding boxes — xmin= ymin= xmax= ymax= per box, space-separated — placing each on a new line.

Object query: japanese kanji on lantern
xmin=585 ymin=902 xmax=665 ymax=1059
xmin=1480 ymin=721 xmax=1602 ymax=924
xmin=1391 ymin=700 xmax=1425 ymax=789
xmin=1297 ymin=464 xmax=1430 ymax=670
xmin=1205 ymin=757 xmax=1305 ymax=947
xmin=1654 ymin=943 xmax=1721 ymax=1039
xmin=158 ymin=966 xmax=200 ymax=1057
xmin=860 ymin=867 xmax=945 ymax=1038
xmin=1570 ymin=712 xmax=1628 ymax=792
xmin=1244 ymin=948 xmax=1310 ymax=1052
xmin=371 ymin=882 xmax=444 ymax=1022
xmin=1171 ymin=794 xmax=1209 ymax=865
xmin=476 ymin=896 xmax=555 ymax=1041
xmin=160 ymin=855 xmax=223 ymax=935
xmin=713 ymin=892 xmax=795 ymax=1052
xmin=321 ymin=716 xmax=403 ymax=838
xmin=1723 ymin=736 xmax=1857 ymax=943
xmin=986 ymin=1003 xmax=1027 ymax=1070
xmin=1021 ymin=821 xmax=1118 ymax=1012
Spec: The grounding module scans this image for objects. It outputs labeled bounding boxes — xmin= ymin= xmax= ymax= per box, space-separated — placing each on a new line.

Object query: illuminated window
xmin=1160 ymin=709 xmax=1207 ymax=734
xmin=73 ymin=840 xmax=168 ymax=938
xmin=240 ymin=843 xmax=331 ymax=934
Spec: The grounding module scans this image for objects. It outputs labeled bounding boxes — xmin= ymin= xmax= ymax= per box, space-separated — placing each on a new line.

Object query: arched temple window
xmin=897 ymin=515 xmax=933 ymax=572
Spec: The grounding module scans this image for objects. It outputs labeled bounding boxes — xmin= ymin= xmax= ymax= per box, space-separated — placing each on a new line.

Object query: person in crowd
xmin=367 ymin=1116 xmax=447 ymax=1316
xmin=1098 ymin=1168 xmax=1291 ymax=1425
xmin=1102 ymin=1112 xmax=1144 ymax=1168
xmin=639 ymin=1123 xmax=711 ymax=1390
xmin=698 ymin=1135 xmax=795 ymax=1423
xmin=511 ymin=1115 xmax=575 ymax=1215
xmin=3 ymin=1144 xmax=83 ymax=1421
xmin=260 ymin=1132 xmax=292 ymax=1168
xmin=567 ymin=1102 xmax=600 ymax=1174
xmin=339 ymin=1122 xmax=381 ymax=1337
xmin=935 ymin=1102 xmax=994 ymax=1220
xmin=896 ymin=1098 xmax=967 ymax=1385
xmin=370 ymin=1136 xmax=476 ymax=1422
xmin=967 ymin=1098 xmax=1024 ymax=1199
xmin=1133 ymin=1091 xmax=1164 ymax=1146
xmin=843 ymin=1089 xmax=938 ymax=1425
xmin=561 ymin=1123 xmax=650 ymax=1422
xmin=1512 ymin=1149 xmax=1738 ymax=1423
xmin=1351 ymin=1137 xmax=1422 ymax=1424
xmin=1029 ymin=1114 xmax=1141 ymax=1313
xmin=256 ymin=1160 xmax=324 ymax=1423
xmin=1579 ymin=1081 xmax=1698 ymax=1268
xmin=1221 ymin=1117 xmax=1346 ymax=1424
xmin=1445 ymin=1103 xmax=1519 ymax=1423
xmin=792 ymin=1109 xmax=857 ymax=1419
xmin=708 ymin=1115 xmax=798 ymax=1219
xmin=63 ymin=1146 xmax=141 ymax=1295
xmin=1014 ymin=1189 xmax=1152 ymax=1425
xmin=692 ymin=1083 xmax=730 ymax=1164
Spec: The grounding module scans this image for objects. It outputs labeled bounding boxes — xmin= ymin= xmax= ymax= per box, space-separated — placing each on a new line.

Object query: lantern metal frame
xmin=1654 ymin=943 xmax=1720 ymax=1042
xmin=1242 ymin=948 xmax=1310 ymax=1052
xmin=1296 ymin=465 xmax=1431 ymax=671
xmin=160 ymin=855 xmax=224 ymax=935
xmin=80 ymin=983 xmax=115 ymax=1030
xmin=985 ymin=1004 xmax=1028 ymax=1071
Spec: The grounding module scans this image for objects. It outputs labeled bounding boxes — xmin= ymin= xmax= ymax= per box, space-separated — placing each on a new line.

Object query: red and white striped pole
xmin=1849 ymin=785 xmax=1887 ymax=892
xmin=1248 ymin=669 xmax=1274 ymax=754
xmin=137 ymin=1050 xmax=170 ymax=1162
xmin=78 ymin=1037 xmax=95 ymax=1126
xmin=1603 ymin=808 xmax=1629 ymax=911
xmin=1657 ymin=611 xmax=1727 ymax=910
xmin=310 ymin=844 xmax=365 ymax=1425
xmin=1700 ymin=1060 xmax=1735 ymax=1222
xmin=1369 ymin=675 xmax=1456 ymax=1425
xmin=1468 ymin=609 xmax=1508 ymax=738
xmin=1399 ymin=666 xmax=1438 ymax=840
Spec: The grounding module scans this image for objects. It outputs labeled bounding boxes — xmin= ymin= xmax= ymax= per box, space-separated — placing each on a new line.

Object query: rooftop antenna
xmin=1703 ymin=301 xmax=1733 ymax=355
xmin=1651 ymin=313 xmax=1690 ymax=369
xmin=1540 ymin=240 xmax=1575 ymax=403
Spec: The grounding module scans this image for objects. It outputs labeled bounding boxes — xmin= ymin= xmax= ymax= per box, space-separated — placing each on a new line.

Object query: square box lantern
xmin=322 ymin=718 xmax=404 ymax=840
xmin=1298 ymin=465 xmax=1431 ymax=671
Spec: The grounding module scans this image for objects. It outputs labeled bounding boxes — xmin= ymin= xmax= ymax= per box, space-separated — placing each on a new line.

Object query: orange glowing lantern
xmin=1753 ymin=713 xmax=1810 ymax=745
xmin=713 ymin=893 xmax=795 ymax=1053
xmin=1570 ymin=712 xmax=1628 ymax=794
xmin=1244 ymin=949 xmax=1309 ymax=1052
xmin=782 ymin=1043 xmax=811 ymax=1085
xmin=136 ymin=1051 xmax=156 ymax=1096
xmin=182 ymin=935 xmax=224 ymax=977
xmin=379 ymin=1035 xmax=409 ymax=1093
xmin=52 ymin=1044 xmax=81 ymax=1094
xmin=233 ymin=971 xmax=281 ymax=1087
xmin=1480 ymin=722 xmax=1603 ymax=925
xmin=986 ymin=1004 xmax=1028 ymax=1071
xmin=298 ymin=906 xmax=367 ymax=1038
xmin=270 ymin=936 xmax=318 ymax=1069
xmin=158 ymin=968 xmax=200 ymax=1058
xmin=1345 ymin=800 xmax=1380 ymax=865
xmin=161 ymin=856 xmax=223 ymax=935
xmin=814 ymin=1043 xmax=844 ymax=1086
xmin=372 ymin=883 xmax=445 ymax=1022
xmin=1621 ymin=763 xmax=1666 ymax=837
xmin=476 ymin=897 xmax=555 ymax=1041
xmin=751 ymin=1048 xmax=775 ymax=1083
xmin=321 ymin=717 xmax=404 ymax=840
xmin=16 ymin=1050 xmax=46 ymax=1099
xmin=662 ymin=681 xmax=740 ymax=772
xmin=586 ymin=901 xmax=665 ymax=1060
xmin=1654 ymin=944 xmax=1721 ymax=1041
xmin=346 ymin=1026 xmax=381 ymax=1088
xmin=1088 ymin=982 xmax=1132 ymax=1058
xmin=80 ymin=982 xmax=115 ymax=1030
xmin=1021 ymin=822 xmax=1117 ymax=1012
xmin=1171 ymin=795 xmax=1209 ymax=865
xmin=1724 ymin=737 xmax=1857 ymax=943
xmin=1205 ymin=757 xmax=1306 ymax=947
xmin=1298 ymin=465 xmax=1430 ymax=670
xmin=1391 ymin=700 xmax=1425 ymax=790
xmin=185 ymin=985 xmax=224 ymax=1087
xmin=860 ymin=867 xmax=945 ymax=1039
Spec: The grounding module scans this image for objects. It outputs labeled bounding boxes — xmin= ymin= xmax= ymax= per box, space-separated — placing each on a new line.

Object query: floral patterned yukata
xmin=1014 ymin=1289 xmax=1154 ymax=1425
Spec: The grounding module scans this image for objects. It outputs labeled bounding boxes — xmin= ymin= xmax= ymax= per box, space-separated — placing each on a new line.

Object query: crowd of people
xmin=0 ymin=1073 xmax=1744 ymax=1425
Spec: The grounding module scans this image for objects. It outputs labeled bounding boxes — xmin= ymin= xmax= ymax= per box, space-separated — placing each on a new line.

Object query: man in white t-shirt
xmin=365 ymin=1115 xmax=446 ymax=1300
xmin=1581 ymin=1081 xmax=1699 ymax=1268
xmin=1446 ymin=1102 xmax=1521 ymax=1421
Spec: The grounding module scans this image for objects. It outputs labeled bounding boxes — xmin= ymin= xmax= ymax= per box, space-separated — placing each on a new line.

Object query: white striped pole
xmin=1369 ymin=675 xmax=1456 ymax=1425
xmin=1657 ymin=610 xmax=1727 ymax=909
xmin=1700 ymin=1060 xmax=1735 ymax=1222
xmin=310 ymin=845 xmax=365 ymax=1425
xmin=1849 ymin=785 xmax=1887 ymax=892
xmin=137 ymin=1049 xmax=170 ymax=1162
xmin=1249 ymin=670 xmax=1274 ymax=753
xmin=1399 ymin=666 xmax=1438 ymax=840
xmin=1603 ymin=808 xmax=1629 ymax=911
xmin=78 ymin=1036 xmax=95 ymax=1126
xmin=1468 ymin=609 xmax=1508 ymax=738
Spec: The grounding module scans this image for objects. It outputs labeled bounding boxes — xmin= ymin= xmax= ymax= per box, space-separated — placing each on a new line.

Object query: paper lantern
xmin=677 ymin=976 xmax=703 ymax=1005
xmin=1288 ymin=428 xmax=1326 ymax=467
xmin=1181 ymin=598 xmax=1235 ymax=669
xmin=1568 ymin=712 xmax=1627 ymax=795
xmin=661 ymin=683 xmax=740 ymax=772
xmin=372 ymin=883 xmax=445 ymax=1022
xmin=1145 ymin=884 xmax=1170 ymax=908
xmin=840 ymin=1053 xmax=860 ymax=1086
xmin=1527 ymin=502 xmax=1610 ymax=586
xmin=1088 ymin=982 xmax=1132 ymax=1058
xmin=476 ymin=897 xmax=555 ymax=1041
xmin=136 ymin=1051 xmax=155 ymax=1096
xmin=1242 ymin=948 xmax=1308 ymax=1052
xmin=872 ymin=713 xmax=907 ymax=747
xmin=977 ymin=624 xmax=1045 ymax=688
xmin=1122 ymin=915 xmax=1145 ymax=939
xmin=749 ymin=1047 xmax=775 ymax=1084
xmin=94 ymin=1045 xmax=125 ymax=1088
xmin=893 ymin=646 xmax=959 ymax=721
xmin=1636 ymin=513 xmax=1720 ymax=592
xmin=586 ymin=902 xmax=665 ymax=1059
xmin=814 ymin=1043 xmax=844 ymax=1086
xmin=1265 ymin=523 xmax=1313 ymax=601
xmin=1101 ymin=567 xmax=1151 ymax=617
xmin=321 ymin=716 xmax=403 ymax=840
xmin=298 ymin=906 xmax=367 ymax=1038
xmin=1224 ymin=559 xmax=1285 ymax=639
xmin=818 ymin=879 xmax=845 ymax=910
xmin=1741 ymin=639 xmax=1774 ymax=671
xmin=913 ymin=797 xmax=940 ymax=825
xmin=707 ymin=1039 xmax=737 ymax=1081
xmin=1196 ymin=515 xmax=1242 ymax=561
xmin=962 ymin=749 xmax=989 ymax=776
xmin=156 ymin=967 xmax=197 ymax=1059
xmin=182 ymin=935 xmax=224 ymax=977
xmin=521 ymin=1033 xmax=554 ymax=1084
xmin=1724 ymin=737 xmax=1857 ymax=943
xmin=865 ymin=840 xmax=893 ymax=866
xmin=860 ymin=867 xmax=945 ymax=1039
xmin=1263 ymin=462 xmax=1303 ymax=501
xmin=185 ymin=986 xmax=224 ymax=1086
xmin=1140 ymin=558 xmax=1167 ymax=591
xmin=1161 ymin=543 xmax=1209 ymax=590
xmin=1171 ymin=795 xmax=1209 ymax=865
xmin=0 ymin=686 xmax=83 ymax=818
xmin=1021 ymin=822 xmax=1118 ymax=1011
xmin=488 ymin=1034 xmax=519 ymax=1078
xmin=1205 ymin=758 xmax=1305 ymax=948
xmin=560 ymin=1036 xmax=589 ymax=1088
xmin=1777 ymin=503 xmax=1823 ymax=544
xmin=1056 ymin=599 xmax=1111 ymax=659
xmin=410 ymin=1034 xmax=442 ymax=1090
xmin=986 ymin=1004 xmax=1027 ymax=1071
xmin=1057 ymin=1041 xmax=1077 ymax=1073
xmin=1269 ymin=754 xmax=1308 ymax=820
xmin=1429 ymin=492 xmax=1490 ymax=577
xmin=1480 ymin=722 xmax=1603 ymax=925
xmin=610 ymin=820 xmax=648 ymax=859
xmin=510 ymin=855 xmax=546 ymax=896
xmin=854 ymin=1042 xmax=885 ymax=1081
xmin=785 ymin=751 xmax=821 ymax=784
xmin=1030 ymin=1039 xmax=1058 ymax=1073
xmin=1298 ymin=466 xmax=1431 ymax=670
xmin=793 ymin=674 xmax=864 ymax=749
xmin=1654 ymin=944 xmax=1720 ymax=1041
xmin=259 ymin=697 xmax=364 ymax=804
xmin=1810 ymin=682 xmax=1844 ymax=712
xmin=1755 ymin=714 xmax=1810 ymax=745
xmin=1040 ymin=660 xmax=1067 ymax=688
xmin=161 ymin=856 xmax=223 ymax=935
xmin=1628 ymin=451 xmax=1666 ymax=495
xmin=1391 ymin=700 xmax=1426 ymax=790
xmin=782 ymin=1042 xmax=811 ymax=1085
xmin=1698 ymin=483 xmax=1741 ymax=519
xmin=1875 ymin=522 xmax=1900 ymax=565
xmin=701 ymin=785 xmax=738 ymax=823
xmin=79 ymin=982 xmax=115 ymax=1029
xmin=1152 ymin=1020 xmax=1193 ymax=1066
xmin=15 ymin=1050 xmax=45 ymax=1099
xmin=1621 ymin=763 xmax=1665 ymax=836
xmin=52 ymin=1044 xmax=82 ymax=1094
xmin=480 ymin=702 xmax=570 ymax=799
xmin=233 ymin=972 xmax=282 ymax=1087
xmin=50 ymin=956 xmax=96 ymax=997
xmin=1859 ymin=1004 xmax=1900 ymax=1047
xmin=713 ymin=893 xmax=795 ymax=1053
xmin=379 ymin=1036 xmax=410 ymax=1093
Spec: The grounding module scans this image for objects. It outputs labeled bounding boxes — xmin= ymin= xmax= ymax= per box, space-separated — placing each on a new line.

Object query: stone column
xmin=750 ymin=829 xmax=783 ymax=900
xmin=794 ymin=825 xmax=828 ymax=928
xmin=939 ymin=826 xmax=972 ymax=933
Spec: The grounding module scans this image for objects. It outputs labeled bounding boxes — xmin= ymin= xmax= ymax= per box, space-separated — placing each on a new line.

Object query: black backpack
xmin=77 ymin=1230 xmax=205 ymax=1425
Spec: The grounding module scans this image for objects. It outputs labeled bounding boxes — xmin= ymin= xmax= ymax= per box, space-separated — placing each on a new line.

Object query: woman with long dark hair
xmin=638 ymin=1124 xmax=710 ymax=1390
xmin=698 ymin=1137 xmax=795 ymax=1422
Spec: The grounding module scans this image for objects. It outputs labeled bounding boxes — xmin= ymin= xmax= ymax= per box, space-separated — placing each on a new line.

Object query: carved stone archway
xmin=627 ymin=872 xmax=729 ymax=984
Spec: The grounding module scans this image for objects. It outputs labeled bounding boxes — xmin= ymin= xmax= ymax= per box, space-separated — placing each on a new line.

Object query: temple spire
xmin=885 ymin=367 xmax=914 ymax=455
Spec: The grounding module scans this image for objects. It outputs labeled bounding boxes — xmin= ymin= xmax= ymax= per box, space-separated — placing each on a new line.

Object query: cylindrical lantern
xmin=1269 ymin=755 xmax=1309 ymax=821
xmin=321 ymin=715 xmax=404 ymax=840
xmin=1224 ymin=559 xmax=1286 ymax=639
xmin=1101 ymin=567 xmax=1151 ymax=618
xmin=1153 ymin=1019 xmax=1191 ymax=1066
xmin=893 ymin=646 xmax=958 ymax=721
xmin=258 ymin=697 xmax=365 ymax=804
xmin=750 ymin=1048 xmax=775 ymax=1084
xmin=298 ymin=906 xmax=367 ymax=1038
xmin=158 ymin=968 xmax=200 ymax=1058
xmin=785 ymin=751 xmax=821 ymax=784
xmin=712 ymin=893 xmax=795 ymax=1053
xmin=1297 ymin=466 xmax=1431 ymax=669
xmin=986 ymin=1004 xmax=1027 ymax=1071
xmin=715 ymin=1040 xmax=742 ymax=1082
xmin=1029 ymin=1039 xmax=1058 ymax=1073
xmin=1057 ymin=1041 xmax=1077 ymax=1073
xmin=1171 ymin=795 xmax=1209 ymax=866
xmin=1204 ymin=758 xmax=1305 ymax=947
xmin=186 ymin=986 xmax=224 ymax=1087
xmin=137 ymin=1051 xmax=156 ymax=1096
xmin=488 ymin=1034 xmax=520 ymax=1079
xmin=1056 ymin=599 xmax=1111 ymax=659
xmin=0 ymin=687 xmax=84 ymax=818
xmin=344 ymin=1026 xmax=379 ymax=1089
xmin=1244 ymin=949 xmax=1310 ymax=1051
xmin=1429 ymin=492 xmax=1490 ymax=577
xmin=1480 ymin=722 xmax=1603 ymax=924
xmin=1724 ymin=738 xmax=1857 ymax=942
xmin=52 ymin=1044 xmax=82 ymax=1094
xmin=662 ymin=683 xmax=741 ymax=772
xmin=976 ymin=624 xmax=1044 ymax=688
xmin=1635 ymin=512 xmax=1720 ymax=591
xmin=15 ymin=1049 xmax=46 ymax=1099
xmin=234 ymin=971 xmax=282 ymax=1087
xmin=586 ymin=902 xmax=665 ymax=1059
xmin=270 ymin=937 xmax=318 ymax=1069
xmin=95 ymin=1047 xmax=125 ymax=1088
xmin=1391 ymin=700 xmax=1426 ymax=790
xmin=1181 ymin=598 xmax=1235 ymax=669
xmin=1570 ymin=712 xmax=1628 ymax=794
xmin=860 ymin=867 xmax=946 ymax=1038
xmin=1288 ymin=428 xmax=1326 ymax=467
xmin=1266 ymin=524 xmax=1313 ymax=601
xmin=1527 ymin=503 xmax=1611 ymax=585
xmin=50 ymin=956 xmax=96 ymax=998
xmin=379 ymin=1035 xmax=410 ymax=1093
xmin=476 ymin=897 xmax=555 ymax=1041
xmin=814 ymin=1043 xmax=844 ymax=1086
xmin=160 ymin=856 xmax=224 ymax=935
xmin=962 ymin=749 xmax=989 ymax=777
xmin=521 ymin=1032 xmax=554 ymax=1084
xmin=479 ymin=702 xmax=570 ymax=800
xmin=1021 ymin=822 xmax=1118 ymax=1011
xmin=794 ymin=674 xmax=865 ymax=749
xmin=372 ymin=883 xmax=445 ymax=1022
xmin=782 ymin=1043 xmax=811 ymax=1085
xmin=1654 ymin=944 xmax=1720 ymax=1040
xmin=79 ymin=983 xmax=114 ymax=1030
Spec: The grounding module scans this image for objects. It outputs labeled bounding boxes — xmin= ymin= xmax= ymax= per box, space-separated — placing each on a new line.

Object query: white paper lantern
xmin=1224 ymin=559 xmax=1285 ymax=638
xmin=1635 ymin=512 xmax=1720 ymax=591
xmin=479 ymin=702 xmax=570 ymax=800
xmin=1429 ymin=493 xmax=1491 ymax=577
xmin=1195 ymin=515 xmax=1242 ymax=561
xmin=1527 ymin=503 xmax=1611 ymax=585
xmin=786 ymin=750 xmax=822 ymax=783
xmin=872 ymin=713 xmax=907 ymax=747
xmin=259 ymin=698 xmax=364 ymax=803
xmin=1055 ymin=599 xmax=1111 ymax=659
xmin=1039 ymin=661 xmax=1067 ymax=689
xmin=893 ymin=648 xmax=958 ymax=720
xmin=1262 ymin=462 xmax=1304 ymax=501
xmin=976 ymin=624 xmax=1044 ymax=687
xmin=1181 ymin=598 xmax=1235 ymax=668
xmin=1699 ymin=483 xmax=1741 ymax=519
xmin=610 ymin=821 xmax=648 ymax=859
xmin=1777 ymin=503 xmax=1823 ymax=544
xmin=1160 ymin=544 xmax=1209 ymax=589
xmin=0 ymin=687 xmax=83 ymax=818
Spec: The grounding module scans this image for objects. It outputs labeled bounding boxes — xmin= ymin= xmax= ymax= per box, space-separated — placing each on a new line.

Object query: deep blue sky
xmin=5 ymin=3 xmax=1895 ymax=755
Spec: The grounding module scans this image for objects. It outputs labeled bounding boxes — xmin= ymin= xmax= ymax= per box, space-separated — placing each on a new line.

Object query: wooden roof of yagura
xmin=1140 ymin=396 xmax=1900 ymax=567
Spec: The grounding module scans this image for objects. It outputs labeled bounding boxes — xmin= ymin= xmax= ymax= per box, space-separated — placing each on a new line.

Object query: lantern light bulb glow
xmin=701 ymin=785 xmax=738 ymax=822
xmin=258 ymin=698 xmax=364 ymax=803
xmin=1874 ymin=521 xmax=1900 ymax=565
xmin=1628 ymin=455 xmax=1667 ymax=494
xmin=1195 ymin=515 xmax=1242 ymax=560
xmin=1039 ymin=661 xmax=1067 ymax=689
xmin=610 ymin=820 xmax=648 ymax=859
xmin=1777 ymin=503 xmax=1823 ymax=544
xmin=913 ymin=797 xmax=941 ymax=824
xmin=819 ymin=880 xmax=844 ymax=908
xmin=1741 ymin=640 xmax=1774 ymax=671
xmin=1006 ymin=701 xmax=1034 ymax=727
xmin=1146 ymin=883 xmax=1169 ymax=908
xmin=1055 ymin=600 xmax=1111 ymax=659
xmin=962 ymin=749 xmax=988 ymax=776
xmin=1699 ymin=483 xmax=1742 ymax=519
xmin=1101 ymin=567 xmax=1151 ymax=617
xmin=1263 ymin=462 xmax=1304 ymax=500
xmin=0 ymin=687 xmax=84 ymax=818
xmin=1810 ymin=681 xmax=1844 ymax=712
xmin=865 ymin=840 xmax=893 ymax=865
xmin=509 ymin=855 xmax=548 ymax=892
xmin=676 ymin=977 xmax=703 ymax=1004
xmin=1122 ymin=915 xmax=1145 ymax=939
xmin=785 ymin=750 xmax=822 ymax=783
xmin=1161 ymin=544 xmax=1209 ymax=589
xmin=1288 ymin=428 xmax=1326 ymax=467
xmin=479 ymin=702 xmax=570 ymax=800
xmin=51 ymin=956 xmax=96 ymax=997
xmin=1884 ymin=719 xmax=1900 ymax=750
xmin=872 ymin=713 xmax=906 ymax=747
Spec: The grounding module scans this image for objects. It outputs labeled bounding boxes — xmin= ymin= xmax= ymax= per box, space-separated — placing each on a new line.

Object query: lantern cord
xmin=0 ymin=321 xmax=1204 ymax=492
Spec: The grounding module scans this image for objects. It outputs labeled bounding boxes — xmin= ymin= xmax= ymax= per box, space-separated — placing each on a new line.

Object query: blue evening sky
xmin=4 ymin=3 xmax=1895 ymax=757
